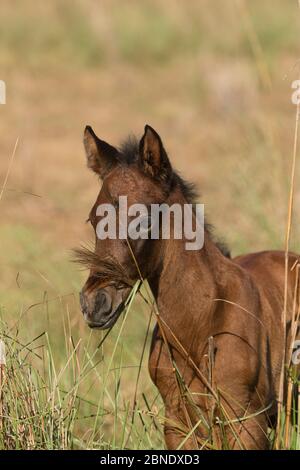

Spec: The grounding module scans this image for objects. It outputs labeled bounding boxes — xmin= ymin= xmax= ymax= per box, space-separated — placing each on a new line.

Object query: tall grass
xmin=1 ymin=273 xmax=299 ymax=449
xmin=0 ymin=284 xmax=164 ymax=450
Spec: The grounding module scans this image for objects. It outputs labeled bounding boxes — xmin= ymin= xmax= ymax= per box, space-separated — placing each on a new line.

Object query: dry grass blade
xmin=0 ymin=137 xmax=19 ymax=204
xmin=276 ymin=76 xmax=300 ymax=448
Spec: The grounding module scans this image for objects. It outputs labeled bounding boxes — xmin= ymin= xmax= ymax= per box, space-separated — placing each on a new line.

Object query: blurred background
xmin=0 ymin=0 xmax=299 ymax=449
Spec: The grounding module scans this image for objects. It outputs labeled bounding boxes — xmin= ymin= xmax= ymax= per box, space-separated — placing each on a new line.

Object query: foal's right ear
xmin=83 ymin=126 xmax=118 ymax=178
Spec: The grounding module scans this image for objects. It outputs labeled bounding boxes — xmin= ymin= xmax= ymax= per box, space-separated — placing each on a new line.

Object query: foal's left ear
xmin=83 ymin=125 xmax=118 ymax=178
xmin=139 ymin=125 xmax=172 ymax=181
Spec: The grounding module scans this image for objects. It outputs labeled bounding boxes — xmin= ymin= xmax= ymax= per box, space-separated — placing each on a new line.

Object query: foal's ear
xmin=139 ymin=125 xmax=172 ymax=181
xmin=83 ymin=126 xmax=118 ymax=178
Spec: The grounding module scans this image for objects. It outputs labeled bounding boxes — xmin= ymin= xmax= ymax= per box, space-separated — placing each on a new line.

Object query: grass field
xmin=0 ymin=0 xmax=300 ymax=449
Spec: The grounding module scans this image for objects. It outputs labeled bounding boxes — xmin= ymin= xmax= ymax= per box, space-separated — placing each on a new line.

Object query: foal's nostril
xmin=94 ymin=291 xmax=111 ymax=314
xmin=80 ymin=289 xmax=112 ymax=324
xmin=95 ymin=292 xmax=104 ymax=310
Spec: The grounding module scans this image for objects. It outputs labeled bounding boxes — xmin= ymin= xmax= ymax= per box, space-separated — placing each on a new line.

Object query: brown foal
xmin=77 ymin=124 xmax=299 ymax=449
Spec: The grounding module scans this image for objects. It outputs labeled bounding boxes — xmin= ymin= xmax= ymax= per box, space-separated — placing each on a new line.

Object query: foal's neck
xmin=148 ymin=194 xmax=230 ymax=352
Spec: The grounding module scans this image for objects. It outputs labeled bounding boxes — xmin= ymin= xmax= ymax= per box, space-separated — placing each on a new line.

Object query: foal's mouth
xmin=87 ymin=301 xmax=125 ymax=330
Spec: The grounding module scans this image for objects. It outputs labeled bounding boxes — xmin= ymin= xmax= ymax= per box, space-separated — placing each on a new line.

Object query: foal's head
xmin=78 ymin=124 xmax=195 ymax=329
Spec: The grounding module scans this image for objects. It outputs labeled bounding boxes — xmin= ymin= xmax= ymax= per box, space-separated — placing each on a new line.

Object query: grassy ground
xmin=0 ymin=0 xmax=299 ymax=449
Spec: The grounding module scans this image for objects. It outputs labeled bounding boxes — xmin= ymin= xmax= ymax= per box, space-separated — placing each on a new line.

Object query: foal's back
xmin=234 ymin=250 xmax=298 ymax=308
xmin=234 ymin=249 xmax=299 ymax=362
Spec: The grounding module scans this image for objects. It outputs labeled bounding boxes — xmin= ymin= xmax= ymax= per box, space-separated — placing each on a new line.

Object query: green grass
xmin=1 ymin=286 xmax=299 ymax=449
xmin=0 ymin=2 xmax=104 ymax=69
xmin=0 ymin=1 xmax=298 ymax=70
xmin=0 ymin=224 xmax=164 ymax=449
xmin=0 ymin=283 xmax=164 ymax=450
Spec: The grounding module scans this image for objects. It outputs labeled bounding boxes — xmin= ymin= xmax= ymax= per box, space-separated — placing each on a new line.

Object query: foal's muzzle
xmin=80 ymin=285 xmax=125 ymax=330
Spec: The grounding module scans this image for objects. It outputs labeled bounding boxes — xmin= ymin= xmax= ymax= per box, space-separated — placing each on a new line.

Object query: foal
xmin=78 ymin=124 xmax=299 ymax=449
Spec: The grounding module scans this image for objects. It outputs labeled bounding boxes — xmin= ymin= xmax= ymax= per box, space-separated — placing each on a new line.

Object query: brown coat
xmin=78 ymin=124 xmax=299 ymax=450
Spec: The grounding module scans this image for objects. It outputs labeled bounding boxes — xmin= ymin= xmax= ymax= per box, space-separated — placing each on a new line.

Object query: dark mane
xmin=118 ymin=135 xmax=139 ymax=164
xmin=118 ymin=136 xmax=231 ymax=258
